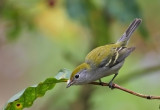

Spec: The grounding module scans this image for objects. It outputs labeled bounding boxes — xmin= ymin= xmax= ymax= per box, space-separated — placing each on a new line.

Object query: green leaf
xmin=3 ymin=69 xmax=71 ymax=110
xmin=55 ymin=68 xmax=71 ymax=80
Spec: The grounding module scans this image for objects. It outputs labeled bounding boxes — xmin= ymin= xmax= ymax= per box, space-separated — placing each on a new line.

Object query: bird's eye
xmin=75 ymin=74 xmax=79 ymax=79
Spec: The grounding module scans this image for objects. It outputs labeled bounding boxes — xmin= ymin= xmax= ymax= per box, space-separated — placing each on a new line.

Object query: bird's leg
xmin=99 ymin=79 xmax=103 ymax=86
xmin=108 ymin=73 xmax=118 ymax=89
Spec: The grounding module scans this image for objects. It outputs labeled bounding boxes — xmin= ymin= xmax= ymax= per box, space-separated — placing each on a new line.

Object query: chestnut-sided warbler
xmin=67 ymin=18 xmax=142 ymax=88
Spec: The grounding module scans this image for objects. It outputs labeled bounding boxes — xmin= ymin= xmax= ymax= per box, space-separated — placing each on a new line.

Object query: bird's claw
xmin=99 ymin=82 xmax=103 ymax=86
xmin=108 ymin=82 xmax=114 ymax=89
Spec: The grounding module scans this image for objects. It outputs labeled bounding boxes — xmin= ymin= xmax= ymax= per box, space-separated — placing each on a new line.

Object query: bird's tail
xmin=116 ymin=18 xmax=142 ymax=46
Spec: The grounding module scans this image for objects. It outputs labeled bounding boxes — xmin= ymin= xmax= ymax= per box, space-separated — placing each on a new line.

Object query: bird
xmin=67 ymin=18 xmax=142 ymax=88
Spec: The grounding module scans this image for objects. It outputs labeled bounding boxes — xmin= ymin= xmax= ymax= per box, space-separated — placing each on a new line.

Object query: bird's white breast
xmin=84 ymin=61 xmax=124 ymax=83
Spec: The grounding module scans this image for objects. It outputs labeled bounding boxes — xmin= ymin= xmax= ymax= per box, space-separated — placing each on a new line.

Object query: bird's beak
xmin=66 ymin=80 xmax=73 ymax=88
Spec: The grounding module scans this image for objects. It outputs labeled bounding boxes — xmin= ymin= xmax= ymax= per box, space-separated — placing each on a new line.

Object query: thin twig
xmin=89 ymin=82 xmax=160 ymax=100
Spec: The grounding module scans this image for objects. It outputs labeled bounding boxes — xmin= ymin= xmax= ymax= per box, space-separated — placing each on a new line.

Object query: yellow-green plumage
xmin=85 ymin=43 xmax=122 ymax=67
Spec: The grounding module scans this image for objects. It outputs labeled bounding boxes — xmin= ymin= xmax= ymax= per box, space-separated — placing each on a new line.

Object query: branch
xmin=89 ymin=82 xmax=160 ymax=100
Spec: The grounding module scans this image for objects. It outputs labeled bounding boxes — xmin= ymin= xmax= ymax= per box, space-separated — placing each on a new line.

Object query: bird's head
xmin=66 ymin=63 xmax=90 ymax=88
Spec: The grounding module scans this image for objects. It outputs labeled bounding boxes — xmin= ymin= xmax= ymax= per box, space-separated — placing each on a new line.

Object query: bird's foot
xmin=108 ymin=81 xmax=114 ymax=89
xmin=99 ymin=80 xmax=103 ymax=86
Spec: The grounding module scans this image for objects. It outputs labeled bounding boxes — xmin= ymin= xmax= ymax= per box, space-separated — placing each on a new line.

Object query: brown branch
xmin=89 ymin=82 xmax=160 ymax=100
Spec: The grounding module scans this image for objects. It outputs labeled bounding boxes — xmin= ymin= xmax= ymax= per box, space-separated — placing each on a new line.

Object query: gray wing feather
xmin=98 ymin=47 xmax=135 ymax=68
xmin=109 ymin=47 xmax=135 ymax=68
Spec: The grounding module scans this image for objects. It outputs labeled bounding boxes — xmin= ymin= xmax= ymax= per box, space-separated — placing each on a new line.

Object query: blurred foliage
xmin=0 ymin=0 xmax=40 ymax=40
xmin=1 ymin=0 xmax=160 ymax=110
xmin=106 ymin=0 xmax=149 ymax=39
xmin=0 ymin=0 xmax=149 ymax=43
xmin=66 ymin=0 xmax=111 ymax=47
xmin=106 ymin=0 xmax=141 ymax=21
xmin=65 ymin=0 xmax=149 ymax=47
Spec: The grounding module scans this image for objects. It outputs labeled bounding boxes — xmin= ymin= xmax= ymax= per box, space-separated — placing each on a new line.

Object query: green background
xmin=0 ymin=0 xmax=160 ymax=110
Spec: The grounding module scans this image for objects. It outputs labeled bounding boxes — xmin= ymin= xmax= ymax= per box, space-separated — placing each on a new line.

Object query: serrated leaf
xmin=3 ymin=69 xmax=71 ymax=110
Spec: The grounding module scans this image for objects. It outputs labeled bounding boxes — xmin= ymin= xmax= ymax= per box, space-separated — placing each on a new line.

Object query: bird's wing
xmin=106 ymin=47 xmax=135 ymax=68
xmin=85 ymin=45 xmax=135 ymax=68
xmin=85 ymin=44 xmax=116 ymax=68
